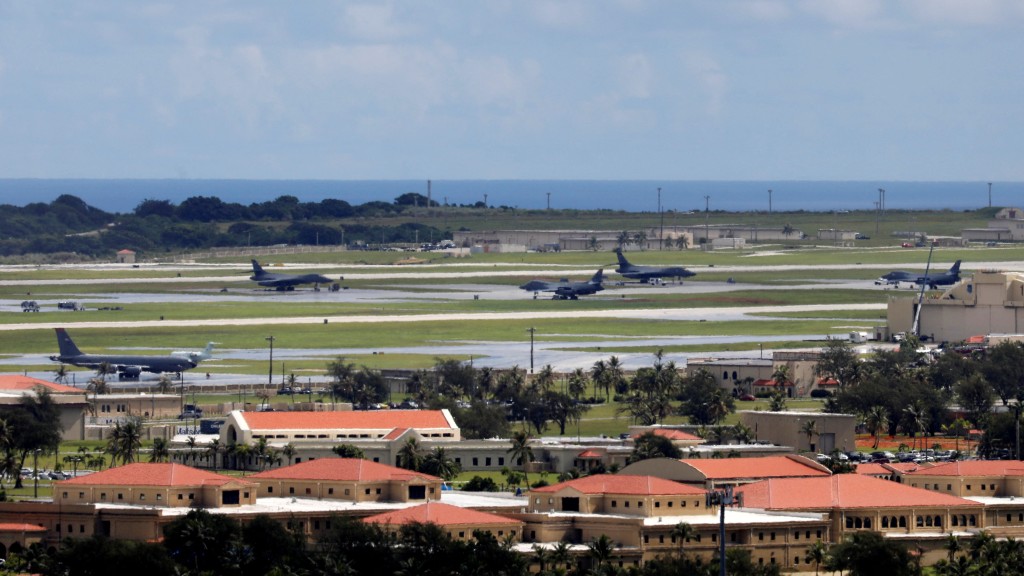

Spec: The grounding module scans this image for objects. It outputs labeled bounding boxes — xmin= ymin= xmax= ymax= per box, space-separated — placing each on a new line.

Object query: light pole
xmin=768 ymin=189 xmax=772 ymax=214
xmin=526 ymin=327 xmax=536 ymax=374
xmin=658 ymin=187 xmax=664 ymax=251
xmin=704 ymin=195 xmax=711 ymax=251
xmin=266 ymin=336 xmax=275 ymax=387
xmin=988 ymin=182 xmax=993 ymax=207
xmin=33 ymin=448 xmax=41 ymax=498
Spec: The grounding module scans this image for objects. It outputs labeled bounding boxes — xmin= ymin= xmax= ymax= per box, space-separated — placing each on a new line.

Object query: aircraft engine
xmin=119 ymin=366 xmax=142 ymax=379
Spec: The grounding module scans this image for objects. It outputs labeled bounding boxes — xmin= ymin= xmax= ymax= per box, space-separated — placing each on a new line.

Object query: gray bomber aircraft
xmin=250 ymin=259 xmax=334 ymax=290
xmin=614 ymin=248 xmax=696 ymax=282
xmin=520 ymin=269 xmax=605 ymax=300
xmin=878 ymin=260 xmax=962 ymax=289
xmin=50 ymin=328 xmax=198 ymax=379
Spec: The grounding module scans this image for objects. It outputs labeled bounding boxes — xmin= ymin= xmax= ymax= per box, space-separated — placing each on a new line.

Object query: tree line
xmin=0 ymin=192 xmax=452 ymax=259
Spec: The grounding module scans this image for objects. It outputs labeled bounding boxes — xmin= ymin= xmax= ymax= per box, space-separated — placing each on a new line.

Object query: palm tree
xmin=671 ymin=522 xmax=695 ymax=555
xmin=616 ymin=230 xmax=631 ymax=249
xmin=568 ymin=368 xmax=589 ymax=401
xmin=674 ymin=235 xmax=689 ymax=250
xmin=507 ymin=430 xmax=535 ymax=488
xmin=185 ymin=435 xmax=198 ymax=465
xmin=800 ymin=420 xmax=819 ymax=452
xmin=149 ymin=437 xmax=170 ymax=462
xmin=605 ymin=356 xmax=625 ymax=395
xmin=804 ymin=540 xmax=828 ymax=576
xmin=733 ymin=423 xmax=754 ymax=444
xmin=107 ymin=416 xmax=143 ymax=465
xmin=206 ymin=438 xmax=222 ymax=469
xmin=281 ymin=442 xmax=297 ymax=466
xmin=945 ymin=534 xmax=962 ymax=563
xmin=587 ymin=236 xmax=601 ymax=251
xmin=587 ymin=535 xmax=615 ymax=570
xmin=590 ymin=360 xmax=608 ymax=400
xmin=782 ymin=223 xmax=795 ymax=238
xmin=397 ymin=437 xmax=423 ymax=471
xmin=768 ymin=389 xmax=787 ymax=412
xmin=62 ymin=453 xmax=85 ymax=477
xmin=902 ymin=400 xmax=929 ymax=451
xmin=532 ymin=544 xmax=551 ymax=574
xmin=423 ymin=446 xmax=461 ymax=481
xmin=550 ymin=541 xmax=572 ymax=573
xmin=632 ymin=230 xmax=648 ymax=250
xmin=53 ymin=364 xmax=69 ymax=385
xmin=865 ymin=405 xmax=890 ymax=449
xmin=156 ymin=374 xmax=174 ymax=394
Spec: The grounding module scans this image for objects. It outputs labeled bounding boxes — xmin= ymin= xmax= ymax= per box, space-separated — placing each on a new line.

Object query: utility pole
xmin=704 ymin=195 xmax=711 ymax=252
xmin=526 ymin=327 xmax=536 ymax=374
xmin=483 ymin=193 xmax=488 ymax=207
xmin=546 ymin=192 xmax=551 ymax=210
xmin=658 ymin=187 xmax=664 ymax=251
xmin=989 ymin=182 xmax=993 ymax=207
xmin=768 ymin=189 xmax=772 ymax=214
xmin=266 ymin=336 xmax=275 ymax=386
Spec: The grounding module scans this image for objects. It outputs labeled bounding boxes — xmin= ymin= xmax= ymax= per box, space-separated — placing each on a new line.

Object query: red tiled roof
xmin=577 ymin=449 xmax=604 ymax=459
xmin=0 ymin=375 xmax=83 ymax=394
xmin=363 ymin=502 xmax=521 ymax=527
xmin=633 ymin=429 xmax=702 ymax=442
xmin=853 ymin=463 xmax=891 ymax=476
xmin=736 ymin=474 xmax=980 ymax=510
xmin=383 ymin=428 xmax=409 ymax=440
xmin=239 ymin=410 xmax=454 ymax=431
xmin=904 ymin=460 xmax=1024 ymax=477
xmin=681 ymin=456 xmax=829 ymax=480
xmin=752 ymin=378 xmax=794 ymax=387
xmin=0 ymin=523 xmax=46 ymax=532
xmin=531 ymin=474 xmax=705 ymax=496
xmin=250 ymin=458 xmax=439 ymax=482
xmin=885 ymin=462 xmax=934 ymax=474
xmin=816 ymin=378 xmax=840 ymax=387
xmin=56 ymin=463 xmax=253 ymax=488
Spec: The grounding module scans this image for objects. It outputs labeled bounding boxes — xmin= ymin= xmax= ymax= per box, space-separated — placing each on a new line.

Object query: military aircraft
xmin=49 ymin=328 xmax=199 ymax=379
xmin=613 ymin=248 xmax=696 ymax=283
xmin=250 ymin=259 xmax=334 ymax=290
xmin=520 ymin=269 xmax=605 ymax=300
xmin=171 ymin=342 xmax=215 ymax=364
xmin=878 ymin=260 xmax=962 ymax=289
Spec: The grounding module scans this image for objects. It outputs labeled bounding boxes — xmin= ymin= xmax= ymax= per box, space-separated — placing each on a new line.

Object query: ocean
xmin=0 ymin=179 xmax=1016 ymax=214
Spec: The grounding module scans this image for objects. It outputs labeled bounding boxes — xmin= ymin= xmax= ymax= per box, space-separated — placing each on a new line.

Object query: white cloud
xmin=736 ymin=0 xmax=792 ymax=23
xmin=682 ymin=52 xmax=728 ymax=117
xmin=903 ymin=0 xmax=1018 ymax=26
xmin=530 ymin=0 xmax=591 ymax=28
xmin=798 ymin=0 xmax=885 ymax=28
xmin=616 ymin=53 xmax=652 ymax=100
xmin=342 ymin=3 xmax=415 ymax=40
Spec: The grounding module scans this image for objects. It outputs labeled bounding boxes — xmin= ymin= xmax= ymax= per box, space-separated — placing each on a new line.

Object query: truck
xmin=849 ymin=331 xmax=871 ymax=343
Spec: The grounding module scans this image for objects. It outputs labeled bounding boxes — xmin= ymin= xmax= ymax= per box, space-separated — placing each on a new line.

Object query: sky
xmin=1 ymin=1 xmax=1022 ymax=182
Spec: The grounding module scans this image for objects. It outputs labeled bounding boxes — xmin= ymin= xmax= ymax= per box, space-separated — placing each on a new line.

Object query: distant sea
xmin=0 ymin=179 xmax=1016 ymax=214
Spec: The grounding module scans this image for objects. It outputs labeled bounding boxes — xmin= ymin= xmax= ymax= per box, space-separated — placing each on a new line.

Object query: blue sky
xmin=1 ymin=1 xmax=1021 ymax=182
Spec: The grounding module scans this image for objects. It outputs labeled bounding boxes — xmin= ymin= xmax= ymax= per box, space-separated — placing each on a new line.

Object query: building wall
xmin=255 ymin=478 xmax=442 ymax=503
xmin=740 ymin=411 xmax=856 ymax=454
xmin=888 ymin=271 xmax=1024 ymax=342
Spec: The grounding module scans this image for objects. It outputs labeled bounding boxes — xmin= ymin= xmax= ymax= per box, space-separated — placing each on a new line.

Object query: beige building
xmin=364 ymin=501 xmax=524 ymax=542
xmin=962 ymin=207 xmax=1024 ymax=243
xmin=0 ymin=375 xmax=89 ymax=441
xmin=452 ymin=228 xmax=692 ymax=252
xmin=888 ymin=270 xmax=1024 ymax=342
xmin=518 ymin=474 xmax=830 ymax=571
xmin=249 ymin=458 xmax=443 ymax=503
xmin=619 ymin=455 xmax=830 ymax=489
xmin=740 ymin=410 xmax=856 ymax=454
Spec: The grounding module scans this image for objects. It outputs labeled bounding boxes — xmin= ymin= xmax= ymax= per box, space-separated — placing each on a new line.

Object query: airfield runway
xmin=1 ymin=255 xmax=983 ymax=379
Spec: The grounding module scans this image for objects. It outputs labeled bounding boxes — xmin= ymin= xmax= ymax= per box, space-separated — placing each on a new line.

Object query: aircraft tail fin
xmin=54 ymin=328 xmax=83 ymax=358
xmin=950 ymin=260 xmax=962 ymax=275
xmin=251 ymin=259 xmax=266 ymax=276
xmin=614 ymin=249 xmax=631 ymax=268
xmin=591 ymin=269 xmax=604 ymax=284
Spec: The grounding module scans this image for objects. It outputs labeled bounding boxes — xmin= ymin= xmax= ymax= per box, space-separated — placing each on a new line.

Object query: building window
xmin=289 ymin=487 xmax=295 ymax=495
xmin=655 ymin=501 xmax=661 ymax=508
xmin=376 ymin=488 xmax=382 ymax=495
xmin=486 ymin=457 xmax=492 ymax=466
xmin=611 ymin=500 xmax=617 ymax=508
xmin=499 ymin=457 xmax=505 ymax=466
xmin=139 ymin=494 xmax=146 ymax=501
xmin=473 ymin=458 xmax=479 ymax=466
xmin=189 ymin=493 xmax=194 ymax=500
xmin=305 ymin=488 xmax=312 ymax=495
xmin=156 ymin=494 xmax=163 ymax=501
xmin=365 ymin=489 xmax=371 ymax=495
xmin=345 ymin=489 xmax=350 ymax=496
xmin=947 ymin=484 xmax=952 ymax=491
xmin=178 ymin=494 xmax=184 ymax=500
